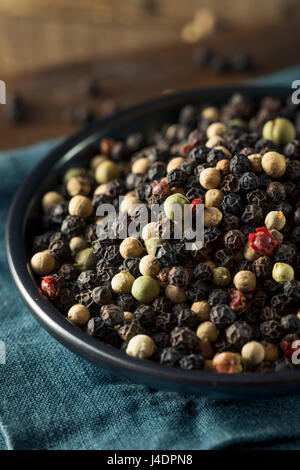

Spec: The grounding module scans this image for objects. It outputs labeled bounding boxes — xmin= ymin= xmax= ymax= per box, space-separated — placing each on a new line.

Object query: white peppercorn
xmin=126 ymin=334 xmax=155 ymax=359
xmin=68 ymin=304 xmax=90 ymax=326
xmin=31 ymin=250 xmax=56 ymax=276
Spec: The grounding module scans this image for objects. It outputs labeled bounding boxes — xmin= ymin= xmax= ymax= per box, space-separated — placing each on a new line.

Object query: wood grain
xmin=0 ymin=0 xmax=298 ymax=75
xmin=0 ymin=16 xmax=300 ymax=150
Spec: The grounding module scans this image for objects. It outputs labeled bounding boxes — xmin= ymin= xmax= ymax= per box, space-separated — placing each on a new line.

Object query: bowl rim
xmin=6 ymin=85 xmax=300 ymax=392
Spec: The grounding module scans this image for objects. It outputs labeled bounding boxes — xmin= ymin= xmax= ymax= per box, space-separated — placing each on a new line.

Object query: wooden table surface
xmin=1 ymin=16 xmax=300 ymax=150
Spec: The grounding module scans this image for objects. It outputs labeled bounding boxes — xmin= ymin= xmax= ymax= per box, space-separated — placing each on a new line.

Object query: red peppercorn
xmin=181 ymin=143 xmax=194 ymax=157
xmin=229 ymin=288 xmax=248 ymax=314
xmin=41 ymin=276 xmax=60 ymax=299
xmin=190 ymin=198 xmax=203 ymax=215
xmin=152 ymin=180 xmax=170 ymax=196
xmin=248 ymin=227 xmax=277 ymax=256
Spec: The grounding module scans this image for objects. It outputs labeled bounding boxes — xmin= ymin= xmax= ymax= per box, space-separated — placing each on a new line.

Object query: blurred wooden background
xmin=0 ymin=0 xmax=299 ymax=76
xmin=1 ymin=0 xmax=300 ymax=149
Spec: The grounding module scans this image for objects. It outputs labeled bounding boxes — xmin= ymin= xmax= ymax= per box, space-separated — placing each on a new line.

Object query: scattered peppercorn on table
xmin=30 ymin=93 xmax=300 ymax=374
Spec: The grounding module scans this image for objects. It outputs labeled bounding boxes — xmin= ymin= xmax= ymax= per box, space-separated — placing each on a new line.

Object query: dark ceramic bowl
xmin=6 ymin=86 xmax=300 ymax=399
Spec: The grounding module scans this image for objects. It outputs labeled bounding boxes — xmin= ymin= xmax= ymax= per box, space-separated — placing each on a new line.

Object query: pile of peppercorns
xmin=30 ymin=93 xmax=300 ymax=374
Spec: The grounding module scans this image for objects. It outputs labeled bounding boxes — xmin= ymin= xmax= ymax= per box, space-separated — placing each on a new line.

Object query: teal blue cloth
xmin=1 ymin=69 xmax=300 ymax=450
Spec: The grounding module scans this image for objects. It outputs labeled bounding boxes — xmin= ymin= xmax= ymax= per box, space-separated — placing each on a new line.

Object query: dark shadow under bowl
xmin=6 ymin=86 xmax=300 ymax=399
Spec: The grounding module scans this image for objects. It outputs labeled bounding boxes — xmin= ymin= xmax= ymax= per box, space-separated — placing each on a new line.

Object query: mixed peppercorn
xmin=31 ymin=93 xmax=300 ymax=374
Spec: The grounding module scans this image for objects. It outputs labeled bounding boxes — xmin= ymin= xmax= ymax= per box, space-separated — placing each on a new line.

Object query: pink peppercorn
xmin=152 ymin=180 xmax=170 ymax=196
xmin=41 ymin=276 xmax=60 ymax=299
xmin=248 ymin=227 xmax=277 ymax=256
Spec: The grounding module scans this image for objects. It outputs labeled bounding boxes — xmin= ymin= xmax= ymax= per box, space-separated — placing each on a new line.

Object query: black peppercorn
xmin=291 ymin=226 xmax=300 ymax=244
xmin=75 ymin=290 xmax=97 ymax=315
xmin=283 ymin=280 xmax=300 ymax=302
xmin=179 ymin=354 xmax=205 ymax=370
xmin=271 ymin=294 xmax=290 ymax=315
xmin=177 ymin=308 xmax=199 ymax=329
xmin=247 ymin=189 xmax=268 ymax=209
xmin=100 ymin=304 xmax=124 ymax=327
xmin=160 ymin=347 xmax=183 ymax=366
xmin=155 ymin=311 xmax=177 ymax=333
xmin=224 ymin=230 xmax=245 ymax=251
xmin=170 ymin=327 xmax=200 ymax=353
xmin=92 ymin=285 xmax=113 ymax=305
xmin=204 ymin=227 xmax=221 ymax=244
xmin=260 ymin=306 xmax=280 ymax=323
xmin=152 ymin=331 xmax=170 ymax=349
xmin=49 ymin=202 xmax=69 ymax=226
xmin=118 ymin=319 xmax=144 ymax=342
xmin=251 ymin=289 xmax=267 ymax=309
xmin=207 ymin=149 xmax=226 ymax=166
xmin=220 ymin=174 xmax=240 ymax=194
xmin=241 ymin=204 xmax=264 ymax=225
xmin=86 ymin=317 xmax=122 ymax=347
xmin=221 ymin=193 xmax=243 ymax=215
xmin=153 ymin=296 xmax=173 ymax=313
xmin=226 ymin=320 xmax=253 ymax=349
xmin=260 ymin=320 xmax=284 ymax=342
xmin=210 ymin=304 xmax=236 ymax=330
xmin=214 ymin=249 xmax=234 ymax=269
xmin=239 ymin=172 xmax=259 ymax=191
xmin=252 ymin=256 xmax=272 ymax=279
xmin=134 ymin=305 xmax=156 ymax=330
xmin=167 ymin=169 xmax=187 ymax=187
xmin=264 ymin=278 xmax=282 ymax=295
xmin=155 ymin=242 xmax=177 ymax=265
xmin=189 ymin=146 xmax=209 ymax=164
xmin=186 ymin=280 xmax=207 ymax=302
xmin=220 ymin=214 xmax=240 ymax=232
xmin=33 ymin=231 xmax=55 ymax=252
xmin=193 ymin=263 xmax=213 ymax=282
xmin=77 ymin=270 xmax=99 ymax=291
xmin=208 ymin=289 xmax=228 ymax=307
xmin=61 ymin=215 xmax=86 ymax=238
xmin=59 ymin=263 xmax=79 ymax=281
xmin=168 ymin=266 xmax=190 ymax=288
xmin=230 ymin=154 xmax=251 ymax=176
xmin=281 ymin=314 xmax=300 ymax=333
xmin=117 ymin=293 xmax=137 ymax=312
xmin=148 ymin=161 xmax=166 ymax=181
xmin=54 ymin=287 xmax=75 ymax=314
xmin=49 ymin=239 xmax=72 ymax=261
xmin=122 ymin=257 xmax=141 ymax=278
xmin=266 ymin=182 xmax=286 ymax=202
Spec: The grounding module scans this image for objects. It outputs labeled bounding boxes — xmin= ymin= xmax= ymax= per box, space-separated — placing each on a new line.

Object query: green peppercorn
xmin=164 ymin=193 xmax=189 ymax=221
xmin=131 ymin=276 xmax=160 ymax=303
xmin=272 ymin=262 xmax=294 ymax=283
xmin=74 ymin=248 xmax=97 ymax=272
xmin=95 ymin=160 xmax=120 ymax=184
xmin=262 ymin=117 xmax=296 ymax=146
xmin=213 ymin=267 xmax=231 ymax=287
